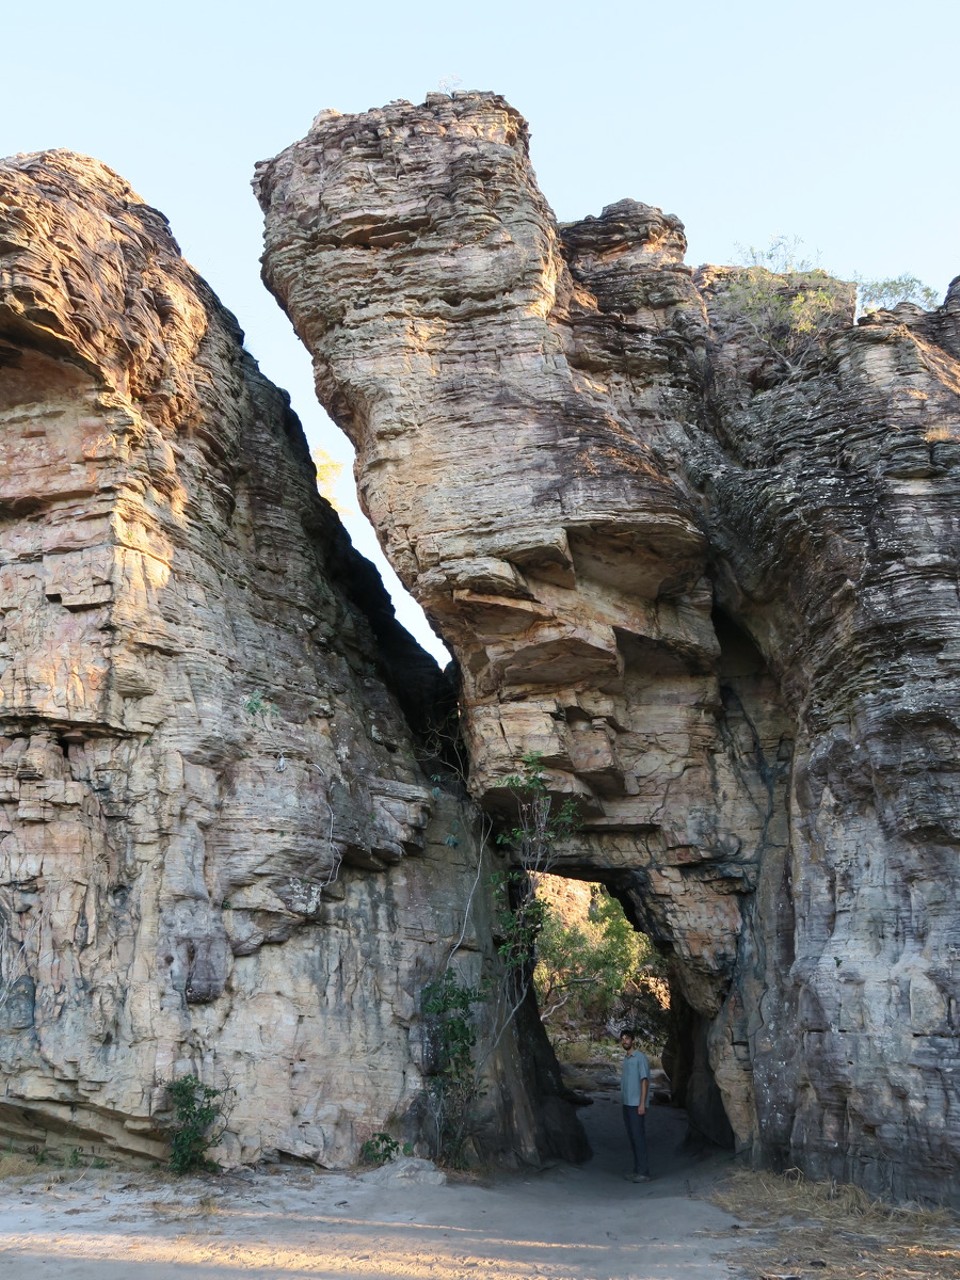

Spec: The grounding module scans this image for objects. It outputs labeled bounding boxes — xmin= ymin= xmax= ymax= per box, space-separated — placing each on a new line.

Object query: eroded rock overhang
xmin=257 ymin=91 xmax=960 ymax=1204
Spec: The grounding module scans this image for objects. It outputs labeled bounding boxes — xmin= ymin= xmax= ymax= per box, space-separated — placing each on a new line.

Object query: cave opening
xmin=531 ymin=873 xmax=669 ymax=1062
xmin=527 ymin=868 xmax=735 ymax=1161
xmin=505 ymin=603 xmax=794 ymax=1166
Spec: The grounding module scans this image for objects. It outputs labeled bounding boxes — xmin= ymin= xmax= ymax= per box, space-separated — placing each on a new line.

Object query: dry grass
xmin=0 ymin=1148 xmax=114 ymax=1185
xmin=713 ymin=1168 xmax=960 ymax=1280
xmin=0 ymin=1151 xmax=47 ymax=1178
xmin=556 ymin=1038 xmax=619 ymax=1067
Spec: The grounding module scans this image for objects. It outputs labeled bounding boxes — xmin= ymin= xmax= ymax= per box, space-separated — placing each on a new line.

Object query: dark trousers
xmin=622 ymin=1104 xmax=649 ymax=1176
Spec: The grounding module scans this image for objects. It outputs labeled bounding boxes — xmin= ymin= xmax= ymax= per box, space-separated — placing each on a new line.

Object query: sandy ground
xmin=0 ymin=1088 xmax=756 ymax=1279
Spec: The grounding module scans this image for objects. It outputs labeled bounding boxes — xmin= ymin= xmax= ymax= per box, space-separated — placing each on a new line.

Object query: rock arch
xmin=257 ymin=92 xmax=960 ymax=1203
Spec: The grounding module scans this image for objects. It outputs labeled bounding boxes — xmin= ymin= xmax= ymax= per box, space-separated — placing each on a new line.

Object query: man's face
xmin=620 ymin=1033 xmax=634 ymax=1051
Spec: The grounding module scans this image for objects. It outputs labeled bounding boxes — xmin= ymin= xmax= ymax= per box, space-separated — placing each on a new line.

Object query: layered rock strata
xmin=257 ymin=92 xmax=960 ymax=1203
xmin=0 ymin=150 xmax=582 ymax=1167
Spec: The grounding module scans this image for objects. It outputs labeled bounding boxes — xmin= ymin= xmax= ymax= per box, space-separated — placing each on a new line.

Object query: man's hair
xmin=619 ymin=1029 xmax=635 ymax=1040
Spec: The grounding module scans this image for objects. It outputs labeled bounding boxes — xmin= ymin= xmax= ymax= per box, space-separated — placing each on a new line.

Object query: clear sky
xmin=4 ymin=0 xmax=957 ymax=661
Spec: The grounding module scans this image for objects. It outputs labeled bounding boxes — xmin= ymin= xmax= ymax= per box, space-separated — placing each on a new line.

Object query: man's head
xmin=619 ymin=1030 xmax=635 ymax=1050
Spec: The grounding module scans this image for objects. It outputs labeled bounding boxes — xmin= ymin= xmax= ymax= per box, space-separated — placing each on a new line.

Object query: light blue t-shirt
xmin=621 ymin=1048 xmax=651 ymax=1107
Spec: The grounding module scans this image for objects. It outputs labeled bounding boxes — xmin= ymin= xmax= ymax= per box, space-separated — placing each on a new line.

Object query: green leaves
xmin=714 ymin=237 xmax=938 ymax=383
xmin=166 ymin=1074 xmax=232 ymax=1175
xmin=715 ymin=262 xmax=852 ymax=374
xmin=421 ymin=969 xmax=485 ymax=1167
xmin=491 ymin=753 xmax=579 ymax=998
xmin=422 ymin=969 xmax=483 ymax=1073
xmin=491 ymin=868 xmax=547 ymax=973
xmin=359 ymin=1131 xmax=412 ymax=1165
xmin=242 ymin=690 xmax=273 ymax=718
xmin=534 ymin=884 xmax=648 ymax=1022
xmin=496 ymin=751 xmax=577 ymax=867
xmin=857 ymin=274 xmax=939 ymax=314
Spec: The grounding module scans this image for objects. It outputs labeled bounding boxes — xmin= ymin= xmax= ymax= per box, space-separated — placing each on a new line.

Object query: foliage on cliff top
xmin=709 ymin=236 xmax=938 ymax=382
xmin=710 ymin=237 xmax=854 ymax=375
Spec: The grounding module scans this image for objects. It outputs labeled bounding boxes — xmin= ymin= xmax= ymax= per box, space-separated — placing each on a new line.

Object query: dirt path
xmin=0 ymin=1091 xmax=752 ymax=1279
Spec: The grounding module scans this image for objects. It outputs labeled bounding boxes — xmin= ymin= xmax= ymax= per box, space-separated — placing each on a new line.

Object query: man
xmin=619 ymin=1028 xmax=651 ymax=1183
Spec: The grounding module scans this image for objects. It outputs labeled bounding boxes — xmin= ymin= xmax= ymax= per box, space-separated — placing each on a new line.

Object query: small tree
xmin=710 ymin=237 xmax=854 ymax=376
xmin=857 ymin=274 xmax=938 ymax=315
xmin=166 ymin=1075 xmax=233 ymax=1174
xmin=491 ymin=753 xmax=578 ymax=1013
xmin=534 ymin=884 xmax=645 ymax=1024
xmin=710 ymin=237 xmax=938 ymax=383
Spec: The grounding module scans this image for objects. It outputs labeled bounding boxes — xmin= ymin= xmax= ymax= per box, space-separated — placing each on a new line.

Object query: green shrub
xmin=420 ymin=753 xmax=580 ymax=1167
xmin=494 ymin=753 xmax=578 ymax=993
xmin=422 ymin=969 xmax=485 ymax=1167
xmin=359 ymin=1131 xmax=411 ymax=1165
xmin=166 ymin=1075 xmax=232 ymax=1175
xmin=712 ymin=239 xmax=853 ymax=376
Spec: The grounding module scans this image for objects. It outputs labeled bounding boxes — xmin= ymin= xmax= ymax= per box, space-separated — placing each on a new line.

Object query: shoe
xmin=633 ymin=1174 xmax=652 ymax=1183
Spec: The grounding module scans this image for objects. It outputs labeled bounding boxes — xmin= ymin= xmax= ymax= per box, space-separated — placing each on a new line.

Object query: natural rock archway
xmin=256 ymin=91 xmax=960 ymax=1204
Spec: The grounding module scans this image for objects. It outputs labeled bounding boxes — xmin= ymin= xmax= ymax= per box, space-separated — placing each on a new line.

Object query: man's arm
xmin=638 ymin=1074 xmax=649 ymax=1115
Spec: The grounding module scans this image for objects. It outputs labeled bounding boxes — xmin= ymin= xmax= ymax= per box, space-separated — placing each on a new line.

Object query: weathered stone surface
xmin=0 ymin=149 xmax=584 ymax=1169
xmin=257 ymin=92 xmax=960 ymax=1203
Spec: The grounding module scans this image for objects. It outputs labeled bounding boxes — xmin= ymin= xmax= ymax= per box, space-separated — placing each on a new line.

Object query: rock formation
xmin=256 ymin=92 xmax=960 ymax=1204
xmin=0 ymin=149 xmax=584 ymax=1168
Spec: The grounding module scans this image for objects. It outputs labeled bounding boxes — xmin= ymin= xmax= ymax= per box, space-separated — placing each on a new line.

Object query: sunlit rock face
xmin=257 ymin=92 xmax=960 ymax=1203
xmin=0 ymin=150 xmax=584 ymax=1168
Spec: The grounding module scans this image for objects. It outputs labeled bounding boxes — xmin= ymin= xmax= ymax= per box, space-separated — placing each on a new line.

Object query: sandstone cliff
xmin=256 ymin=92 xmax=960 ymax=1204
xmin=0 ymin=150 xmax=583 ymax=1168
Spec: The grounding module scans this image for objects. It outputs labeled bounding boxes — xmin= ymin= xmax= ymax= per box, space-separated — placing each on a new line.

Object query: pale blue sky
xmin=4 ymin=0 xmax=957 ymax=660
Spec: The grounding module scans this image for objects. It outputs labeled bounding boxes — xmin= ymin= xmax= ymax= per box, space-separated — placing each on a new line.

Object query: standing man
xmin=620 ymin=1028 xmax=651 ymax=1183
